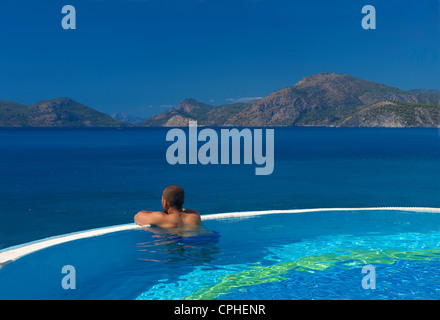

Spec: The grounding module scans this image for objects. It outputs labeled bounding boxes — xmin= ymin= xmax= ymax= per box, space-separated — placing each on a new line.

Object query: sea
xmin=1 ymin=127 xmax=440 ymax=249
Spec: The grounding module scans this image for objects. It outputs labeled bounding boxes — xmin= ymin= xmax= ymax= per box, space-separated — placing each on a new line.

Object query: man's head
xmin=162 ymin=185 xmax=185 ymax=212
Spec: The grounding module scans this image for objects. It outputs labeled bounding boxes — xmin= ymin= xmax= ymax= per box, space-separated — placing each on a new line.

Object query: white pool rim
xmin=1 ymin=206 xmax=440 ymax=267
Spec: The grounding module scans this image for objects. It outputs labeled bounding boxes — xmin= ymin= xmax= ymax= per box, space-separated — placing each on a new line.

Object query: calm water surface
xmin=1 ymin=127 xmax=440 ymax=249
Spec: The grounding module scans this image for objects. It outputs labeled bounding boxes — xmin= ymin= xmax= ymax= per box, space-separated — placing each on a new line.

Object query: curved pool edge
xmin=0 ymin=223 xmax=144 ymax=268
xmin=1 ymin=206 xmax=440 ymax=267
xmin=201 ymin=206 xmax=440 ymax=220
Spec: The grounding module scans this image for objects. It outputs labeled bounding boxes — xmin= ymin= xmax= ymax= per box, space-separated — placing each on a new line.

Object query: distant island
xmin=0 ymin=98 xmax=127 ymax=127
xmin=144 ymin=73 xmax=440 ymax=128
xmin=1 ymin=73 xmax=440 ymax=128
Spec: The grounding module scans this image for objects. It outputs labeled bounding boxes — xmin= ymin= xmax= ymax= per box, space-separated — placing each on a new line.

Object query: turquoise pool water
xmin=1 ymin=209 xmax=440 ymax=300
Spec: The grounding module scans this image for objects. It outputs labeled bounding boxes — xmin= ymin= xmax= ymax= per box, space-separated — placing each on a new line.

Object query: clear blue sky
xmin=0 ymin=0 xmax=439 ymax=117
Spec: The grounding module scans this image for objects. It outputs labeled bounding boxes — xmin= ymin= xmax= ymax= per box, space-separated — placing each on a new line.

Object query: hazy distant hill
xmin=111 ymin=112 xmax=146 ymax=125
xmin=143 ymin=73 xmax=440 ymax=128
xmin=0 ymin=98 xmax=128 ymax=127
xmin=143 ymin=98 xmax=248 ymax=126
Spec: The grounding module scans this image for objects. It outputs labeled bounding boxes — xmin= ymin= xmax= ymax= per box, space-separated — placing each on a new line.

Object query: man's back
xmin=156 ymin=208 xmax=201 ymax=228
xmin=134 ymin=208 xmax=201 ymax=228
xmin=134 ymin=185 xmax=202 ymax=228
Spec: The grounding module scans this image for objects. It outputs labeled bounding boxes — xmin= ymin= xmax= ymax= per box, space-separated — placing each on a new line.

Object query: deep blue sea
xmin=1 ymin=127 xmax=440 ymax=250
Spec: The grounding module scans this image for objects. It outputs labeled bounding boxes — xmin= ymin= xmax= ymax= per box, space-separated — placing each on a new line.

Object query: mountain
xmin=144 ymin=98 xmax=248 ymax=126
xmin=143 ymin=73 xmax=440 ymax=128
xmin=339 ymin=100 xmax=440 ymax=127
xmin=0 ymin=98 xmax=128 ymax=127
xmin=2 ymin=74 xmax=439 ymax=128
xmin=111 ymin=112 xmax=146 ymax=125
xmin=408 ymin=89 xmax=440 ymax=105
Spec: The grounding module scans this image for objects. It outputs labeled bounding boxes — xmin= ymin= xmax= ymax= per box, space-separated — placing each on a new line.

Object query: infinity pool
xmin=1 ymin=208 xmax=440 ymax=299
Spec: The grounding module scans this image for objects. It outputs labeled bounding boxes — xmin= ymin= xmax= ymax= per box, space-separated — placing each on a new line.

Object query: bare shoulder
xmin=182 ymin=208 xmax=202 ymax=224
xmin=182 ymin=208 xmax=200 ymax=215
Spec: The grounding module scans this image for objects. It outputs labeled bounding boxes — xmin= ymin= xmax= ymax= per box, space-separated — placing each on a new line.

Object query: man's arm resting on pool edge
xmin=134 ymin=211 xmax=163 ymax=226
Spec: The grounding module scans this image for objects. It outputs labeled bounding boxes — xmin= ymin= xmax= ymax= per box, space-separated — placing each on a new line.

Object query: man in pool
xmin=134 ymin=185 xmax=202 ymax=228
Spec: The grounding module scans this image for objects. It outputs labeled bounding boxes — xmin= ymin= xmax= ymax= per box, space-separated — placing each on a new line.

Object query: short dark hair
xmin=162 ymin=185 xmax=185 ymax=209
